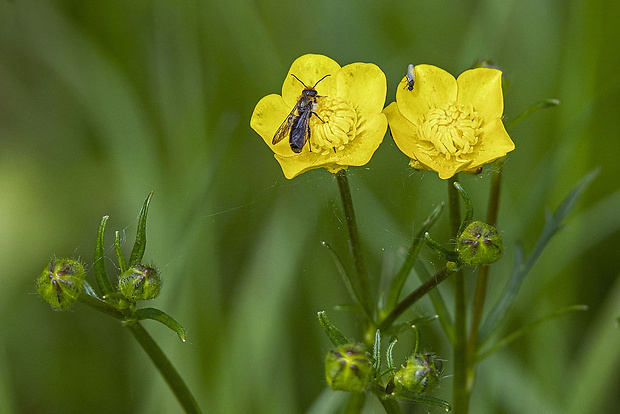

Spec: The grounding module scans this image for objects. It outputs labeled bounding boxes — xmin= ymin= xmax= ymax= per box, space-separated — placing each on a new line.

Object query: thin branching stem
xmin=335 ymin=169 xmax=374 ymax=324
xmin=448 ymin=175 xmax=469 ymax=413
xmin=127 ymin=322 xmax=202 ymax=414
xmin=378 ymin=265 xmax=456 ymax=332
xmin=467 ymin=159 xmax=505 ymax=388
xmin=78 ymin=294 xmax=200 ymax=414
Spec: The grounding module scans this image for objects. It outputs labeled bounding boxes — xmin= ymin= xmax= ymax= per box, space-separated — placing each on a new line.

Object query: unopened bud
xmin=325 ymin=344 xmax=373 ymax=392
xmin=36 ymin=259 xmax=85 ymax=310
xmin=118 ymin=264 xmax=161 ymax=301
xmin=457 ymin=221 xmax=503 ymax=266
xmin=392 ymin=353 xmax=443 ymax=395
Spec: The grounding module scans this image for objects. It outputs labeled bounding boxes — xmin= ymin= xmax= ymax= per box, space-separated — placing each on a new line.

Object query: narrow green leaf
xmin=321 ymin=241 xmax=365 ymax=316
xmin=413 ymin=262 xmax=454 ymax=344
xmin=133 ymin=307 xmax=187 ymax=342
xmin=372 ymin=329 xmax=381 ymax=376
xmin=94 ymin=215 xmax=115 ymax=297
xmin=317 ymin=311 xmax=349 ymax=347
xmin=478 ymin=305 xmax=588 ymax=360
xmin=479 ymin=169 xmax=599 ymax=343
xmin=82 ymin=280 xmax=99 ymax=299
xmin=129 ymin=191 xmax=153 ymax=267
xmin=453 ymin=182 xmax=473 ymax=236
xmin=423 ymin=232 xmax=458 ymax=261
xmin=506 ymin=98 xmax=561 ymax=131
xmin=386 ymin=340 xmax=397 ymax=371
xmin=385 ymin=203 xmax=444 ymax=314
xmin=393 ymin=390 xmax=452 ymax=411
xmin=115 ymin=230 xmax=127 ymax=274
xmin=411 ymin=324 xmax=420 ymax=355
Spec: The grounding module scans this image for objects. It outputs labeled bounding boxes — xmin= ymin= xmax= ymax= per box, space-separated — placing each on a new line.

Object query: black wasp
xmin=405 ymin=64 xmax=415 ymax=91
xmin=272 ymin=74 xmax=330 ymax=153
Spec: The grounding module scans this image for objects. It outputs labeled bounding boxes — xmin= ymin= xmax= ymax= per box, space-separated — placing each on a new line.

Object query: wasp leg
xmin=312 ymin=111 xmax=326 ymax=123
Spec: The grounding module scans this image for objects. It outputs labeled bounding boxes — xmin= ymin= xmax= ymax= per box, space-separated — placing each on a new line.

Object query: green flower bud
xmin=36 ymin=259 xmax=85 ymax=310
xmin=457 ymin=221 xmax=503 ymax=267
xmin=118 ymin=264 xmax=161 ymax=301
xmin=393 ymin=353 xmax=443 ymax=395
xmin=325 ymin=344 xmax=373 ymax=392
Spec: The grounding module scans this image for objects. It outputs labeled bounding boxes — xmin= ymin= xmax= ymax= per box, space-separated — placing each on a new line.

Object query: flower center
xmin=416 ymin=104 xmax=483 ymax=160
xmin=310 ymin=96 xmax=358 ymax=155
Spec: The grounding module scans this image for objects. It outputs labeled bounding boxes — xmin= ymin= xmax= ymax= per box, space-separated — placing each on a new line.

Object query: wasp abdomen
xmin=290 ymin=117 xmax=310 ymax=153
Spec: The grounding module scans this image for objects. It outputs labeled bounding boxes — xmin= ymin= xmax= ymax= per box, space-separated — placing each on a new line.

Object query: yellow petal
xmin=336 ymin=62 xmax=387 ymax=115
xmin=250 ymin=94 xmax=295 ymax=156
xmin=334 ymin=112 xmax=387 ymax=166
xmin=456 ymin=68 xmax=504 ymax=121
xmin=282 ymin=54 xmax=339 ymax=107
xmin=275 ymin=112 xmax=387 ymax=179
xmin=396 ymin=65 xmax=457 ymax=125
xmin=384 ymin=102 xmax=417 ymax=161
xmin=275 ymin=152 xmax=324 ymax=179
xmin=472 ymin=118 xmax=515 ymax=163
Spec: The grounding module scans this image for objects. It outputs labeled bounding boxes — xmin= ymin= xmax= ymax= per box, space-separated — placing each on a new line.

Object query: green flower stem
xmin=78 ymin=292 xmax=125 ymax=320
xmin=345 ymin=392 xmax=366 ymax=414
xmin=378 ymin=265 xmax=456 ymax=332
xmin=377 ymin=396 xmax=402 ymax=414
xmin=77 ymin=293 xmax=201 ymax=414
xmin=127 ymin=322 xmax=202 ymax=414
xmin=335 ymin=169 xmax=374 ymax=324
xmin=448 ymin=175 xmax=469 ymax=414
xmin=485 ymin=158 xmax=505 ymax=226
xmin=467 ymin=159 xmax=505 ymax=372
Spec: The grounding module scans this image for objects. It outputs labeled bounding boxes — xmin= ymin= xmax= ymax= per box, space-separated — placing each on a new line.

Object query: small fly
xmin=272 ymin=74 xmax=330 ymax=153
xmin=405 ymin=64 xmax=415 ymax=91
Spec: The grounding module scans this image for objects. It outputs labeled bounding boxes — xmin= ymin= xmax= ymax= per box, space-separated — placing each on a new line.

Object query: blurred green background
xmin=1 ymin=0 xmax=619 ymax=413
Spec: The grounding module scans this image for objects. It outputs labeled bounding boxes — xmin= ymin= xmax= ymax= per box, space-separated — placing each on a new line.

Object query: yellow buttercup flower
xmin=250 ymin=54 xmax=387 ymax=179
xmin=385 ymin=64 xmax=515 ymax=179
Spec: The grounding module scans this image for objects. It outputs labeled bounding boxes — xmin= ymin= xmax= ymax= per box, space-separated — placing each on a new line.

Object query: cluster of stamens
xmin=310 ymin=96 xmax=358 ymax=155
xmin=416 ymin=104 xmax=482 ymax=161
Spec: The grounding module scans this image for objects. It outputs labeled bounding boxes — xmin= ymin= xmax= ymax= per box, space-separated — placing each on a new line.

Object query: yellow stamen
xmin=311 ymin=97 xmax=358 ymax=155
xmin=416 ymin=104 xmax=482 ymax=161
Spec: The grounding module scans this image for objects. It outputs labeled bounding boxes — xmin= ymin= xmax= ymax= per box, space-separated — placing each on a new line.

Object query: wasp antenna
xmin=313 ymin=74 xmax=331 ymax=88
xmin=290 ymin=73 xmax=307 ymax=87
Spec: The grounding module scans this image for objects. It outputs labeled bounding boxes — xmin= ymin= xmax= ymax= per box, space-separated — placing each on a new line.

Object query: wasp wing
xmin=272 ymin=102 xmax=300 ymax=145
xmin=289 ymin=109 xmax=313 ymax=153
